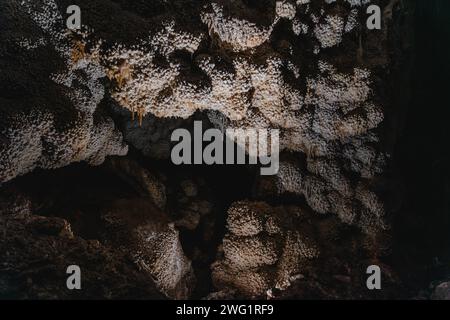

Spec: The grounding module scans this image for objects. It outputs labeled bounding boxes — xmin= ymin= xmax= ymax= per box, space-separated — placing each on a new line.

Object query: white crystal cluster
xmin=0 ymin=0 xmax=128 ymax=184
xmin=102 ymin=199 xmax=195 ymax=299
xmin=202 ymin=2 xmax=278 ymax=51
xmin=4 ymin=0 xmax=388 ymax=234
xmin=275 ymin=158 xmax=387 ymax=233
xmin=212 ymin=201 xmax=319 ymax=296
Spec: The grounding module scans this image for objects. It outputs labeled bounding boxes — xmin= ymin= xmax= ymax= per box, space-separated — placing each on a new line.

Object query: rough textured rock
xmin=0 ymin=163 xmax=194 ymax=299
xmin=0 ymin=189 xmax=164 ymax=299
xmin=0 ymin=0 xmax=128 ymax=184
xmin=256 ymin=157 xmax=389 ymax=234
xmin=1 ymin=0 xmax=408 ymax=232
xmin=105 ymin=157 xmax=167 ymax=209
xmin=101 ymin=199 xmax=195 ymax=299
xmin=212 ymin=201 xmax=320 ymax=297
xmin=112 ymin=107 xmax=187 ymax=160
xmin=431 ymin=282 xmax=450 ymax=300
xmin=212 ymin=199 xmax=400 ymax=299
xmin=0 ymin=0 xmax=418 ymax=300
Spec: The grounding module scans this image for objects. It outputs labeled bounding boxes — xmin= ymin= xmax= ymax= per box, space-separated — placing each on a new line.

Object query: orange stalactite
xmin=137 ymin=108 xmax=144 ymax=127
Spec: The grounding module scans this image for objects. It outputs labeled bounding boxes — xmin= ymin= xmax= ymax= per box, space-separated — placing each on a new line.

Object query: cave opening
xmin=3 ymin=117 xmax=262 ymax=298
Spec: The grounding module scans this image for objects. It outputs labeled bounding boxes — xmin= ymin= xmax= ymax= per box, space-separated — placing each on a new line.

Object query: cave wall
xmin=0 ymin=0 xmax=417 ymax=299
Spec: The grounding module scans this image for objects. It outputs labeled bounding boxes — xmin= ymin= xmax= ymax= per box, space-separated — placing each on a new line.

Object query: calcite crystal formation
xmin=212 ymin=201 xmax=320 ymax=297
xmin=0 ymin=0 xmax=404 ymax=230
xmin=101 ymin=199 xmax=195 ymax=299
xmin=273 ymin=157 xmax=388 ymax=234
xmin=0 ymin=0 xmax=412 ymax=299
xmin=1 ymin=0 xmax=403 ymax=232
xmin=0 ymin=0 xmax=128 ymax=184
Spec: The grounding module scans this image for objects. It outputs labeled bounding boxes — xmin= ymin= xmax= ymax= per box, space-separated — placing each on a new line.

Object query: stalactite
xmin=139 ymin=109 xmax=143 ymax=127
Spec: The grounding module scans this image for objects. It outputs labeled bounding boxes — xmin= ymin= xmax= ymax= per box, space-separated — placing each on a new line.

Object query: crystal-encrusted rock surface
xmin=1 ymin=0 xmax=405 ymax=232
xmin=0 ymin=0 xmax=414 ymax=299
